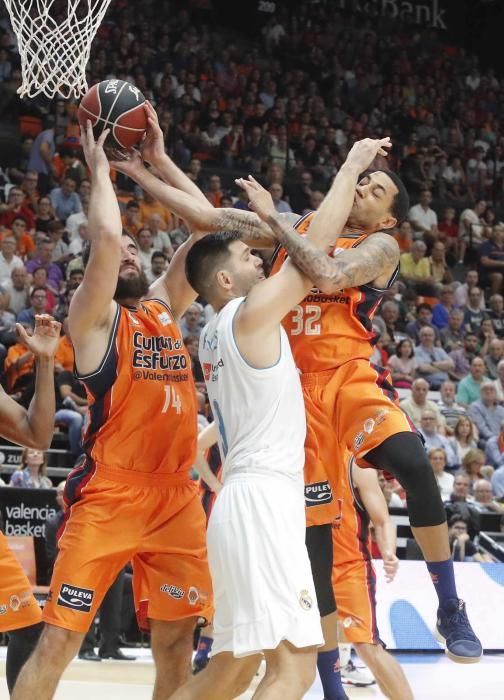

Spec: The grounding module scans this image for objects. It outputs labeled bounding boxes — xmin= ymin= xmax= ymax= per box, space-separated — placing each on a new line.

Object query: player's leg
xmin=306 ymin=525 xmax=348 ymax=700
xmin=253 ymin=641 xmax=318 ymax=699
xmin=11 ymin=624 xmax=85 ymax=700
xmin=150 ymin=618 xmax=199 ymax=699
xmin=353 ymin=643 xmax=413 ymax=700
xmin=168 ymin=651 xmax=261 ymax=700
xmin=193 ymin=621 xmax=214 ymax=673
xmin=365 ymin=432 xmax=482 ymax=662
xmin=5 ymin=622 xmax=43 ymax=693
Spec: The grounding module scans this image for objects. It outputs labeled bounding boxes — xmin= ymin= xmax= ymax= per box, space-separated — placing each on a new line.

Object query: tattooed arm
xmin=264 ymin=217 xmax=400 ymax=292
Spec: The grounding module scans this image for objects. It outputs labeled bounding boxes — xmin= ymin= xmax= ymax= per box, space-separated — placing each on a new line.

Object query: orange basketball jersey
xmin=270 ymin=212 xmax=397 ymax=373
xmin=332 ymin=457 xmax=372 ymax=567
xmin=77 ymin=298 xmax=197 ymax=474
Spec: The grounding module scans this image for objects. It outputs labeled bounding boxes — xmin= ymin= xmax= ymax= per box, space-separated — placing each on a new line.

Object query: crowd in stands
xmin=0 ymin=1 xmax=503 ymax=559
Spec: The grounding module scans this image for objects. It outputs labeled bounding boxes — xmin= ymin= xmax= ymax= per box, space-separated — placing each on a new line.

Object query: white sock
xmin=339 ymin=643 xmax=352 ymax=666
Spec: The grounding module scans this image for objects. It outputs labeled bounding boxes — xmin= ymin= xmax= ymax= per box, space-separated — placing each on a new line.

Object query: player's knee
xmin=151 ymin=620 xmax=194 ymax=662
xmin=35 ymin=625 xmax=83 ymax=668
xmin=354 ymin=642 xmax=381 ymax=667
xmin=293 ymin=653 xmax=317 ymax=693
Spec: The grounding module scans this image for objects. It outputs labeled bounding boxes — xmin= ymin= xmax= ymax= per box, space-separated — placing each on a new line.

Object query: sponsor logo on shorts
xmin=299 ymin=590 xmax=313 ymax=611
xmin=160 ymin=584 xmax=184 ymax=600
xmin=57 ymin=583 xmax=94 ymax=613
xmin=10 ymin=595 xmax=20 ymax=612
xmin=342 ymin=616 xmax=356 ymax=629
xmin=0 ymin=604 xmax=7 ymax=616
xmin=304 ymin=481 xmax=333 ymax=507
xmin=187 ymin=586 xmax=209 ymax=607
xmin=354 ymin=431 xmax=365 ymax=449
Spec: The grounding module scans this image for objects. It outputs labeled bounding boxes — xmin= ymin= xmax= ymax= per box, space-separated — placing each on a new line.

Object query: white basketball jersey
xmin=199 ymin=297 xmax=306 ymax=481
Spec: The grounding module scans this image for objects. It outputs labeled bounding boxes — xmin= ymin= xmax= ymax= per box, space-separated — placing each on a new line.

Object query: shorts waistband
xmin=300 ymin=368 xmax=337 ymax=389
xmin=95 ymin=464 xmax=191 ymax=488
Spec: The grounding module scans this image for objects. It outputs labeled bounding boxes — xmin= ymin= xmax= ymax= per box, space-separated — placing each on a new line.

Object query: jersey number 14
xmin=162 ymin=385 xmax=182 ymax=414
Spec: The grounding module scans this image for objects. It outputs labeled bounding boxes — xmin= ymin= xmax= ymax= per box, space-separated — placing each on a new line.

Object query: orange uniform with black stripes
xmin=331 ymin=457 xmax=380 ymax=644
xmin=270 ymin=213 xmax=415 ymax=522
xmin=43 ymin=299 xmax=212 ymax=633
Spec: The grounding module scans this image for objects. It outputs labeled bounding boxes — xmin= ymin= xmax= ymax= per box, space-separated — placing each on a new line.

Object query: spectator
xmin=440 ymin=308 xmax=465 ymax=352
xmin=49 ymin=177 xmax=82 ymax=222
xmin=458 ymin=200 xmax=487 ymax=262
xmin=1 ymin=266 xmax=30 ymax=315
xmin=456 ymin=357 xmax=490 ymax=408
xmin=447 ymin=516 xmax=479 ymax=562
xmin=488 ymin=294 xmax=504 ymax=338
xmin=16 ymin=287 xmax=48 ymax=328
xmin=428 ymin=243 xmax=452 ymax=292
xmin=449 ymin=416 xmax=478 ymax=467
xmin=392 ymin=220 xmax=413 ymax=253
xmin=400 ymin=378 xmax=445 ymax=430
xmin=479 ymin=225 xmax=504 ymax=296
xmin=179 ymin=302 xmax=205 ymax=339
xmin=407 ymin=189 xmax=438 ymax=245
xmin=449 ymin=332 xmax=479 ymax=381
xmin=184 ymin=334 xmax=205 ymax=387
xmin=55 ymin=370 xmax=85 ymax=458
xmin=405 ymin=303 xmax=440 ymax=345
xmin=25 ymin=239 xmax=63 ymax=290
xmin=139 ymin=190 xmax=172 ymax=230
xmin=268 ymin=184 xmax=292 ymax=214
xmin=438 ymin=207 xmax=459 ymax=255
xmin=26 ymin=126 xmax=55 ymax=194
xmin=145 ymin=251 xmax=168 ymax=285
xmin=204 ymin=175 xmax=224 ymax=208
xmin=10 ymin=448 xmax=52 ymax=488
xmin=121 ymin=199 xmax=142 ymax=238
xmin=453 ymin=270 xmax=484 ymax=309
xmin=468 ymin=383 xmax=504 ymax=444
xmin=136 ymin=227 xmax=154 ymax=271
xmin=399 ymin=241 xmax=437 ymax=296
xmin=491 ymin=459 xmax=504 ymax=499
xmin=461 ymin=448 xmax=493 ymax=490
xmin=462 ymin=287 xmax=488 ymax=335
xmin=472 ymin=479 xmax=503 ymax=513
xmin=47 ymin=220 xmax=70 ymax=265
xmin=45 ymin=481 xmax=66 ymax=575
xmin=484 ymin=338 xmax=504 ymax=380
xmin=0 ymin=186 xmax=35 ymax=231
xmin=377 ymin=472 xmax=404 ymax=509
xmin=414 ymin=325 xmax=454 ymax=389
xmin=492 ymin=360 xmax=504 ymax=402
xmin=65 ymin=196 xmax=88 ymax=242
xmin=429 ymin=448 xmax=454 ymax=500
xmin=147 ymin=214 xmax=174 ymax=258
xmin=288 ymin=171 xmax=313 ymax=214
xmin=68 ymin=222 xmax=88 ymax=257
xmin=34 ymin=196 xmax=56 ymax=234
xmin=484 ymin=421 xmax=504 ymax=469
xmin=438 ymin=381 xmax=467 ymax=429
xmin=54 ymin=317 xmax=74 ymax=373
xmin=386 ymin=338 xmax=417 ymax=388
xmin=0 ymin=236 xmax=23 ymax=286
xmin=419 ymin=410 xmax=457 ymax=467
xmin=4 ymin=215 xmax=36 ymax=259
xmin=431 ymin=285 xmax=455 ymax=330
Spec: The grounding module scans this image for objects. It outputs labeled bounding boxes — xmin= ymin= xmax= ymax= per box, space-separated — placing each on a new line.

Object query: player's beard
xmin=114 ymin=270 xmax=150 ymax=301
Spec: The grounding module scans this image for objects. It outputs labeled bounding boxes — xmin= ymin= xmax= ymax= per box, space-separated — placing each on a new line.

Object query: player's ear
xmin=380 ymin=216 xmax=397 ymax=231
xmin=216 ymin=269 xmax=233 ymax=291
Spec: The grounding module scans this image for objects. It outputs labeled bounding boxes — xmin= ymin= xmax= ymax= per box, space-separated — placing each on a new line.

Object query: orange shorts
xmin=302 ymin=360 xmax=416 ymax=496
xmin=43 ymin=464 xmax=212 ymax=633
xmin=303 ymin=383 xmax=341 ymax=528
xmin=332 ymin=559 xmax=380 ymax=644
xmin=0 ymin=532 xmax=42 ymax=632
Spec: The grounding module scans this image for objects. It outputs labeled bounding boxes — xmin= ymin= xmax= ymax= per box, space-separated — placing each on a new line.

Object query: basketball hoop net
xmin=3 ymin=0 xmax=113 ymax=99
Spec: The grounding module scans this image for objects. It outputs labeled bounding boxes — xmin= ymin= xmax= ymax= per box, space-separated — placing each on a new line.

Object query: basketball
xmin=77 ymin=79 xmax=147 ymax=150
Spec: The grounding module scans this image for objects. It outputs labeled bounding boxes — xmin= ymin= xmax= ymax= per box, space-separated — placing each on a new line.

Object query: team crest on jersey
xmin=363 ymin=418 xmax=375 ymax=434
xmin=0 ymin=604 xmax=7 ymax=616
xmin=157 ymin=311 xmax=171 ymax=326
xmin=9 ymin=595 xmax=20 ymax=612
xmin=299 ymin=590 xmax=313 ymax=611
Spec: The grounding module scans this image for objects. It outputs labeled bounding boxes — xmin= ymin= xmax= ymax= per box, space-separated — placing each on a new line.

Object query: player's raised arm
xmin=68 ymin=123 xmax=122 ymax=352
xmin=0 ymin=315 xmax=60 ymax=450
xmin=352 ymin=464 xmax=399 ymax=583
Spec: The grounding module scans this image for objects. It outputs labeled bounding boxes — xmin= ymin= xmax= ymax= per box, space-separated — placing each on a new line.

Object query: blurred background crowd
xmin=0 ymin=0 xmax=503 ymax=559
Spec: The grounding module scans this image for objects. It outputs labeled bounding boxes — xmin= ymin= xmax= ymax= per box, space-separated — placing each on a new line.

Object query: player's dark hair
xmin=185 ymin=232 xmax=241 ymax=299
xmin=376 ymin=169 xmax=410 ymax=225
xmin=82 ymin=230 xmax=137 ymax=268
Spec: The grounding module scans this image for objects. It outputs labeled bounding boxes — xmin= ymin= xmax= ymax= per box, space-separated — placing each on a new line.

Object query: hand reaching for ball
xmin=80 ymin=121 xmax=110 ymax=177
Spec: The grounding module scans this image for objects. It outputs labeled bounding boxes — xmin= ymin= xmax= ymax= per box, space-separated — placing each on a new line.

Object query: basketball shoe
xmin=436 ymin=598 xmax=482 ymax=663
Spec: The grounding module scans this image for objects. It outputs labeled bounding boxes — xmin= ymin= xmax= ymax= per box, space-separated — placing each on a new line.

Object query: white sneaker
xmin=341 ymin=660 xmax=376 ymax=687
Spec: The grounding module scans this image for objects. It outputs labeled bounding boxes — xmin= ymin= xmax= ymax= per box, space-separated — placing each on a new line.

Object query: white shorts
xmin=207 ymin=472 xmax=323 ymax=658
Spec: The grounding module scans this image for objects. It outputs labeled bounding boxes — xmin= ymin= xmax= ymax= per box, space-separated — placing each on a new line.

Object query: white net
xmin=3 ymin=0 xmax=113 ymax=99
